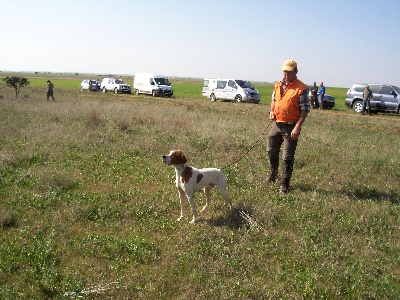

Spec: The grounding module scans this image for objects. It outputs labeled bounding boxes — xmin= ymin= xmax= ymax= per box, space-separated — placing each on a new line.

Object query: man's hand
xmin=291 ymin=126 xmax=301 ymax=139
xmin=269 ymin=111 xmax=276 ymax=120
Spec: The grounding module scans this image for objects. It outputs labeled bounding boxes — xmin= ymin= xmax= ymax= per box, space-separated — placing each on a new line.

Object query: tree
xmin=1 ymin=76 xmax=30 ymax=97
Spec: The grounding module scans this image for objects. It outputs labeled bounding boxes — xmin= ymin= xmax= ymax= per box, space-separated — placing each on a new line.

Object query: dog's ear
xmin=181 ymin=154 xmax=187 ymax=164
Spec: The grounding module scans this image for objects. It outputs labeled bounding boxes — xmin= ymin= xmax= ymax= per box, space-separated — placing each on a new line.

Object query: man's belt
xmin=276 ymin=121 xmax=296 ymax=125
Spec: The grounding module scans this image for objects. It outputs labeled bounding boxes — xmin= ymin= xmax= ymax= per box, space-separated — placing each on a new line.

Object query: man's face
xmin=283 ymin=70 xmax=297 ymax=83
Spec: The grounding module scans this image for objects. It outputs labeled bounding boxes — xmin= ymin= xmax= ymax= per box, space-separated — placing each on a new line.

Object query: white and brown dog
xmin=162 ymin=150 xmax=232 ymax=223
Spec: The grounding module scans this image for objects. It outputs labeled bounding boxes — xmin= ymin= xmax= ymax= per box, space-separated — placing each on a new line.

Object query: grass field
xmin=0 ymin=71 xmax=349 ymax=109
xmin=0 ymin=74 xmax=399 ymax=299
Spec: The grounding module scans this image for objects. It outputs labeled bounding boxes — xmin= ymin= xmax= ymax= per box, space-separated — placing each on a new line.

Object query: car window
xmin=392 ymin=86 xmax=400 ymax=94
xmin=353 ymin=85 xmax=364 ymax=92
xmin=236 ymin=80 xmax=254 ymax=89
xmin=228 ymin=80 xmax=236 ymax=88
xmin=217 ymin=81 xmax=227 ymax=89
xmin=154 ymin=78 xmax=169 ymax=85
xmin=379 ymin=86 xmax=393 ymax=95
xmin=369 ymin=85 xmax=380 ymax=94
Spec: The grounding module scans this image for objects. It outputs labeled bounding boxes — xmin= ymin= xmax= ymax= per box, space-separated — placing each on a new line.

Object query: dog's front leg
xmin=177 ymin=187 xmax=186 ymax=221
xmin=187 ymin=194 xmax=198 ymax=224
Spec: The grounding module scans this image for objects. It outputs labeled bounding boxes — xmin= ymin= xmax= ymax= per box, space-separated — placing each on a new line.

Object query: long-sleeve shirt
xmin=363 ymin=89 xmax=372 ymax=101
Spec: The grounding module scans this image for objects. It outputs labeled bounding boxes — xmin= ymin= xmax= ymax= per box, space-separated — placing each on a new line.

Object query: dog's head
xmin=162 ymin=150 xmax=187 ymax=166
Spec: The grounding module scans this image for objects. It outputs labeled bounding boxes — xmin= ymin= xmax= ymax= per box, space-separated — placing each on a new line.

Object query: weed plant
xmin=0 ymin=82 xmax=399 ymax=299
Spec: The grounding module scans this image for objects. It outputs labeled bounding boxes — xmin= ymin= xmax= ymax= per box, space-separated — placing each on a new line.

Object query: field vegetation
xmin=0 ymin=74 xmax=399 ymax=299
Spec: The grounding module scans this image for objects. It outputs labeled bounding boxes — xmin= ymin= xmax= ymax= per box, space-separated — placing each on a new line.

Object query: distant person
xmin=362 ymin=85 xmax=373 ymax=116
xmin=88 ymin=79 xmax=93 ymax=92
xmin=310 ymin=82 xmax=319 ymax=108
xmin=46 ymin=80 xmax=55 ymax=101
xmin=318 ymin=81 xmax=325 ymax=109
xmin=268 ymin=59 xmax=310 ymax=193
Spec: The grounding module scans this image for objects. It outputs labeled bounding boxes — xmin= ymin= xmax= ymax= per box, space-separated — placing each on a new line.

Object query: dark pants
xmin=310 ymin=95 xmax=318 ymax=108
xmin=47 ymin=91 xmax=54 ymax=101
xmin=268 ymin=122 xmax=298 ymax=161
xmin=362 ymin=100 xmax=370 ymax=114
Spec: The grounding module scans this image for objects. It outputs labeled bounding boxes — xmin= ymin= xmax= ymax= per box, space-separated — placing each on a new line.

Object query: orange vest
xmin=273 ymin=78 xmax=307 ymax=123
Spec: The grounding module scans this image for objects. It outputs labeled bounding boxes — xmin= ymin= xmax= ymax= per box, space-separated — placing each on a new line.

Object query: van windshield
xmin=235 ymin=80 xmax=254 ymax=89
xmin=115 ymin=79 xmax=127 ymax=84
xmin=155 ymin=78 xmax=170 ymax=85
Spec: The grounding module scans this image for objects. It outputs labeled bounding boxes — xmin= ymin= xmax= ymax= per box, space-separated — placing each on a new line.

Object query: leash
xmin=221 ymin=119 xmax=273 ymax=170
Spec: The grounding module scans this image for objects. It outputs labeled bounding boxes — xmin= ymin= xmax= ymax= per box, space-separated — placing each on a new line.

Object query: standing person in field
xmin=47 ymin=80 xmax=55 ymax=101
xmin=268 ymin=59 xmax=310 ymax=193
xmin=362 ymin=85 xmax=373 ymax=116
xmin=318 ymin=81 xmax=325 ymax=109
xmin=310 ymin=82 xmax=319 ymax=108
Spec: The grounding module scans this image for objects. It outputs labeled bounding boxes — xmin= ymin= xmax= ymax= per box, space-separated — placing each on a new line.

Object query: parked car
xmin=202 ymin=78 xmax=261 ymax=103
xmin=101 ymin=78 xmax=131 ymax=94
xmin=345 ymin=83 xmax=400 ymax=114
xmin=134 ymin=73 xmax=173 ymax=97
xmin=81 ymin=79 xmax=100 ymax=92
xmin=308 ymin=88 xmax=335 ymax=109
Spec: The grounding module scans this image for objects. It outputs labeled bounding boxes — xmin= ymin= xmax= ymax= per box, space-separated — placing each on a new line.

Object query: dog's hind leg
xmin=201 ymin=185 xmax=213 ymax=212
xmin=218 ymin=180 xmax=232 ymax=209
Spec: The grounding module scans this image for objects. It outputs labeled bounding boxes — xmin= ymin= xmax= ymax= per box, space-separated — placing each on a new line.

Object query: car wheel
xmin=135 ymin=89 xmax=139 ymax=95
xmin=103 ymin=87 xmax=107 ymax=93
xmin=114 ymin=88 xmax=118 ymax=94
xmin=210 ymin=94 xmax=216 ymax=101
xmin=397 ymin=105 xmax=400 ymax=114
xmin=152 ymin=90 xmax=156 ymax=97
xmin=234 ymin=95 xmax=242 ymax=102
xmin=353 ymin=101 xmax=363 ymax=113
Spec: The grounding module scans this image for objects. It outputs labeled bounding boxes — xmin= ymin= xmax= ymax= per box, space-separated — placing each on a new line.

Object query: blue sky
xmin=1 ymin=0 xmax=399 ymax=87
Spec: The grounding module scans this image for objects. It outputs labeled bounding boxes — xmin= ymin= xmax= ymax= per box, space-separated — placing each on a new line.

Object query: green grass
xmin=0 ymin=74 xmax=399 ymax=299
xmin=28 ymin=78 xmax=83 ymax=89
xmin=10 ymin=74 xmax=349 ymax=110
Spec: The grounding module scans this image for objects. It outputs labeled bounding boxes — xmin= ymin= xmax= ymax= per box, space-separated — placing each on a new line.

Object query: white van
xmin=202 ymin=78 xmax=261 ymax=103
xmin=134 ymin=73 xmax=173 ymax=97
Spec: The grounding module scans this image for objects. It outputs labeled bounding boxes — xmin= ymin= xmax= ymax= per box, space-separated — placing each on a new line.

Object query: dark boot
xmin=280 ymin=160 xmax=294 ymax=193
xmin=268 ymin=156 xmax=279 ymax=182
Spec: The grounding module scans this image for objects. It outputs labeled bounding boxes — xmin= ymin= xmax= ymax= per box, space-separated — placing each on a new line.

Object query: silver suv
xmin=345 ymin=83 xmax=400 ymax=114
xmin=101 ymin=78 xmax=131 ymax=94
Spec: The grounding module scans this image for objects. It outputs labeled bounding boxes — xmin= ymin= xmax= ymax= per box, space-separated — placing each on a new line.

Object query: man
xmin=362 ymin=85 xmax=373 ymax=116
xmin=47 ymin=80 xmax=55 ymax=101
xmin=318 ymin=81 xmax=325 ymax=109
xmin=268 ymin=59 xmax=310 ymax=193
xmin=310 ymin=82 xmax=319 ymax=108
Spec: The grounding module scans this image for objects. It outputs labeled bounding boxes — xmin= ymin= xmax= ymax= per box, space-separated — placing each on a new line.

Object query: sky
xmin=1 ymin=0 xmax=400 ymax=88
